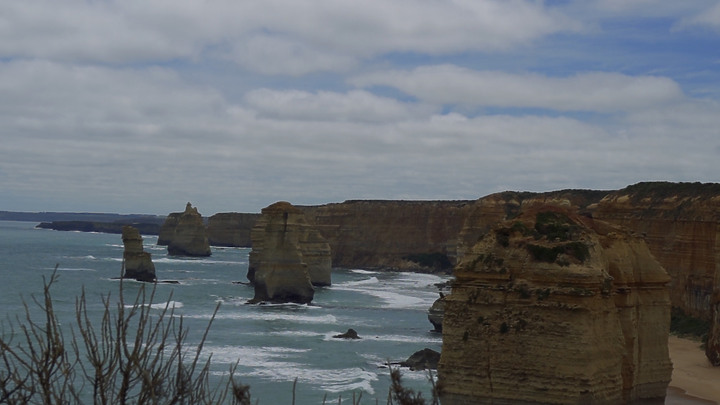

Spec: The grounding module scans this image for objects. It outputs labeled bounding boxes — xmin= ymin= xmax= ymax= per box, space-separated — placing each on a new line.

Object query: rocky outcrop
xmin=247 ymin=201 xmax=331 ymax=304
xmin=158 ymin=203 xmax=211 ymax=257
xmin=401 ymin=348 xmax=440 ymax=371
xmin=301 ymin=200 xmax=474 ymax=271
xmin=121 ymin=226 xmax=156 ymax=282
xmin=333 ymin=329 xmax=361 ymax=339
xmin=428 ymin=294 xmax=445 ymax=332
xmin=438 ymin=203 xmax=672 ymax=405
xmin=207 ymin=213 xmax=260 ymax=247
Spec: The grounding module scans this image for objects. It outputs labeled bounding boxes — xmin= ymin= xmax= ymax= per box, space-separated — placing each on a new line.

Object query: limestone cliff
xmin=438 ymin=203 xmax=672 ymax=405
xmin=592 ymin=182 xmax=720 ymax=319
xmin=248 ymin=201 xmax=332 ymax=304
xmin=158 ymin=203 xmax=211 ymax=257
xmin=207 ymin=213 xmax=260 ymax=247
xmin=121 ymin=225 xmax=156 ymax=282
xmin=591 ymin=182 xmax=720 ymax=365
xmin=301 ymin=200 xmax=474 ymax=271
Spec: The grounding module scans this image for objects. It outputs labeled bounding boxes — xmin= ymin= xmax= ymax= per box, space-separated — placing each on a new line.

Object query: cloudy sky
xmin=2 ymin=1 xmax=719 ymax=215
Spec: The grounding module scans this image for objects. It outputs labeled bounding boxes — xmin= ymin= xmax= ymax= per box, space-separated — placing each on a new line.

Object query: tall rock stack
xmin=121 ymin=225 xmax=156 ymax=282
xmin=248 ymin=201 xmax=332 ymax=304
xmin=438 ymin=202 xmax=672 ymax=405
xmin=158 ymin=203 xmax=211 ymax=257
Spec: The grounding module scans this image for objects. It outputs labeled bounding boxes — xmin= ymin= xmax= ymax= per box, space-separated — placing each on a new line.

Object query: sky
xmin=1 ymin=0 xmax=720 ymax=215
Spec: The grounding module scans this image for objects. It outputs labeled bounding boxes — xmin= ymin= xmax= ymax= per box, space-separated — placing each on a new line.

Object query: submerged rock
xmin=121 ymin=226 xmax=156 ymax=282
xmin=159 ymin=203 xmax=211 ymax=257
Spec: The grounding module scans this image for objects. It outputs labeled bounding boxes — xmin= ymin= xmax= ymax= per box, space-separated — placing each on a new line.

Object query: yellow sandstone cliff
xmin=301 ymin=200 xmax=474 ymax=271
xmin=247 ymin=201 xmax=332 ymax=304
xmin=591 ymin=182 xmax=720 ymax=365
xmin=438 ymin=202 xmax=672 ymax=404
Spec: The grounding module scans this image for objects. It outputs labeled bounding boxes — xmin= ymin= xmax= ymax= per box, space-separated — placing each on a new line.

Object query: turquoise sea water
xmin=0 ymin=220 xmax=445 ymax=403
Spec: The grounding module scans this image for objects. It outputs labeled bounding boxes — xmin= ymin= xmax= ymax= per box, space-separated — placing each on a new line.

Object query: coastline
xmin=667 ymin=336 xmax=720 ymax=404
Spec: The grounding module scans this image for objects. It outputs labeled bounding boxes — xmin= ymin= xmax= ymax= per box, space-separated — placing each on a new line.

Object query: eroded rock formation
xmin=438 ymin=202 xmax=672 ymax=405
xmin=121 ymin=225 xmax=156 ymax=282
xmin=247 ymin=201 xmax=332 ymax=304
xmin=428 ymin=295 xmax=445 ymax=332
xmin=158 ymin=203 xmax=211 ymax=257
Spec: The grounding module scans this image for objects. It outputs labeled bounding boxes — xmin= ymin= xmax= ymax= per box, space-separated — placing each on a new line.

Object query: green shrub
xmin=526 ymin=241 xmax=589 ymax=264
xmin=534 ymin=212 xmax=576 ymax=241
xmin=670 ymin=307 xmax=711 ymax=341
xmin=403 ymin=253 xmax=452 ymax=271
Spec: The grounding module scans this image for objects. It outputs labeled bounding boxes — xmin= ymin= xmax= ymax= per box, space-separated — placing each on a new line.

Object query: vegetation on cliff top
xmin=621 ymin=181 xmax=720 ymax=202
xmin=493 ymin=211 xmax=590 ymax=266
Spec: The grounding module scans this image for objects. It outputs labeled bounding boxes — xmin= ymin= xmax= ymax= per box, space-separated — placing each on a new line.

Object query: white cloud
xmin=676 ymin=3 xmax=720 ymax=31
xmin=244 ymin=89 xmax=437 ymax=122
xmin=229 ymin=36 xmax=358 ymax=76
xmin=350 ymin=65 xmax=685 ymax=112
xmin=0 ymin=0 xmax=580 ymax=72
xmin=0 ymin=3 xmax=718 ymax=214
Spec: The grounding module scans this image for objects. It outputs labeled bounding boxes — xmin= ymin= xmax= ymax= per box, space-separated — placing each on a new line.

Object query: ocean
xmin=0 ymin=220 xmax=446 ymax=403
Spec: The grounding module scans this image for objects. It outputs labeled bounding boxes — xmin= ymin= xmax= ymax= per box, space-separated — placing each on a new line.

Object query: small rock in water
xmin=333 ymin=328 xmax=361 ymax=339
xmin=401 ymin=348 xmax=441 ymax=371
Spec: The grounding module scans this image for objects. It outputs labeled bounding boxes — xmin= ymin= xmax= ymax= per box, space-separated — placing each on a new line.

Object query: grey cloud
xmin=675 ymin=3 xmax=720 ymax=31
xmin=351 ymin=65 xmax=685 ymax=112
xmin=243 ymin=89 xmax=438 ymax=122
xmin=0 ymin=1 xmax=580 ymax=70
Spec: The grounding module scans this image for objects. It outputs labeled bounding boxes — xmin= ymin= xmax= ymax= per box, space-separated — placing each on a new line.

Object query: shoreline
xmin=667 ymin=336 xmax=720 ymax=404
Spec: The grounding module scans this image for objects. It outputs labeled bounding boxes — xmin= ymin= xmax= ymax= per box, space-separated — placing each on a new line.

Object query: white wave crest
xmin=56 ymin=267 xmax=96 ymax=272
xmin=337 ymin=277 xmax=379 ymax=287
xmin=186 ymin=310 xmax=338 ymax=325
xmin=125 ymin=301 xmax=184 ymax=310
xmin=350 ymin=269 xmax=377 ymax=275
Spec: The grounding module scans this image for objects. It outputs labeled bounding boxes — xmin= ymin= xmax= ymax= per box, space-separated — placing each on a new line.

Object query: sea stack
xmin=438 ymin=203 xmax=672 ymax=405
xmin=247 ymin=201 xmax=332 ymax=304
xmin=121 ymin=225 xmax=156 ymax=282
xmin=158 ymin=203 xmax=211 ymax=257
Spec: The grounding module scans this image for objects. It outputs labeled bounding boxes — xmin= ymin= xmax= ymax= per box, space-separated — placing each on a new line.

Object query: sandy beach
xmin=666 ymin=336 xmax=720 ymax=404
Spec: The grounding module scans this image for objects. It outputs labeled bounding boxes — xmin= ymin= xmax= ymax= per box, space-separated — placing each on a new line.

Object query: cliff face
xmin=591 ymin=182 xmax=720 ymax=365
xmin=121 ymin=225 xmax=156 ymax=282
xmin=207 ymin=213 xmax=260 ymax=247
xmin=438 ymin=202 xmax=672 ymax=404
xmin=301 ymin=200 xmax=474 ymax=271
xmin=158 ymin=203 xmax=211 ymax=257
xmin=248 ymin=201 xmax=332 ymax=304
xmin=592 ymin=183 xmax=720 ymax=320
